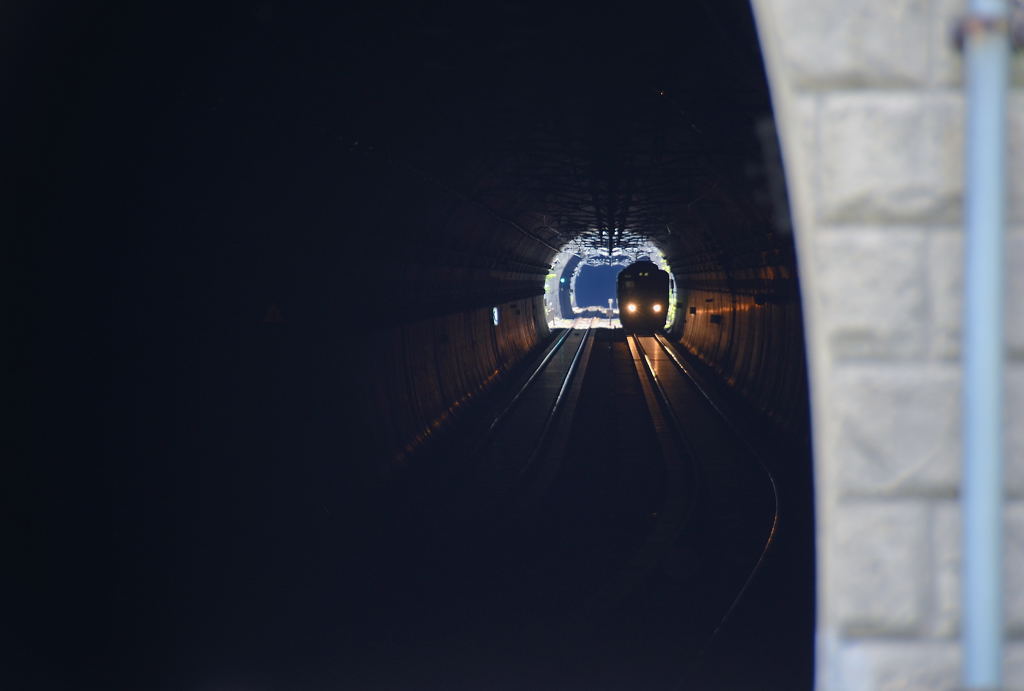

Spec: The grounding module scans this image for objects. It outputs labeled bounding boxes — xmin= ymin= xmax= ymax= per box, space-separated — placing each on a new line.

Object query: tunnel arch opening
xmin=544 ymin=240 xmax=677 ymax=326
xmin=573 ymin=263 xmax=619 ymax=312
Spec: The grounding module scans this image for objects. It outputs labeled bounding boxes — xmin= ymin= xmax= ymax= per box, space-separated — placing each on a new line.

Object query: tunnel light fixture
xmin=652 ymin=303 xmax=663 ymax=313
xmin=492 ymin=307 xmax=500 ymax=326
xmin=627 ymin=303 xmax=637 ymax=313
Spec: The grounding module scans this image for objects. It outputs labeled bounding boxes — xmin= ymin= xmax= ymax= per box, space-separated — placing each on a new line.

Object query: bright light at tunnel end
xmin=543 ymin=239 xmax=675 ymax=328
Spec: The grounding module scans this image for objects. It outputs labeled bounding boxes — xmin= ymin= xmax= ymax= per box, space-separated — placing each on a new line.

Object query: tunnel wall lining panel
xmin=372 ymin=296 xmax=548 ymax=469
xmin=672 ymin=280 xmax=808 ymax=441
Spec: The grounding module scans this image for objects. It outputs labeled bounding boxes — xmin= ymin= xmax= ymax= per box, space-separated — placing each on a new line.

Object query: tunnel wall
xmin=369 ymin=295 xmax=548 ymax=469
xmin=751 ymin=1 xmax=1024 ymax=687
xmin=346 ymin=157 xmax=557 ymax=473
xmin=671 ymin=258 xmax=807 ymax=439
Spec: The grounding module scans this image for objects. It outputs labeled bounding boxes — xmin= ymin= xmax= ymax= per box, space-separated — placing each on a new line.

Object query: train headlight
xmin=652 ymin=303 xmax=663 ymax=313
xmin=626 ymin=303 xmax=638 ymax=313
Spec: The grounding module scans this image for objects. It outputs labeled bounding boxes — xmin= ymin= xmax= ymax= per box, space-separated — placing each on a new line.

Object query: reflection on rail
xmin=630 ymin=331 xmax=781 ymax=654
xmin=473 ymin=320 xmax=594 ymax=500
xmin=657 ymin=332 xmax=780 ymax=646
xmin=520 ymin=322 xmax=592 ymax=478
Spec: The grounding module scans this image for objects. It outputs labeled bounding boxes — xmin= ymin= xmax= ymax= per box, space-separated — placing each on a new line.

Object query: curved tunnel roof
xmin=318 ymin=0 xmax=795 ymax=317
xmin=338 ymin=1 xmax=784 ymax=258
xmin=15 ymin=0 xmax=795 ymax=324
xmin=12 ymin=4 xmax=813 ymax=683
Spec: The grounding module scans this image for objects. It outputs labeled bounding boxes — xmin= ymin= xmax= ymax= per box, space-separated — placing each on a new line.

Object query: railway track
xmin=627 ymin=331 xmax=782 ymax=688
xmin=358 ymin=325 xmax=792 ymax=690
xmin=470 ymin=318 xmax=595 ymax=510
xmin=648 ymin=333 xmax=781 ymax=645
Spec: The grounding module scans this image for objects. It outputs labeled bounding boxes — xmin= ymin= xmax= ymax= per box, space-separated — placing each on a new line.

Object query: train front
xmin=616 ymin=261 xmax=669 ymax=333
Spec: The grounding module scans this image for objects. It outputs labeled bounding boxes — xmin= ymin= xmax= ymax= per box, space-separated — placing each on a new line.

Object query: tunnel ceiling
xmin=331 ymin=0 xmax=788 ymax=269
xmin=18 ymin=0 xmax=794 ymax=325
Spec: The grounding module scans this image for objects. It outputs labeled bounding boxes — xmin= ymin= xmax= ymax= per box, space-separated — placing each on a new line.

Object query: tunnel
xmin=15 ymin=1 xmax=814 ymax=689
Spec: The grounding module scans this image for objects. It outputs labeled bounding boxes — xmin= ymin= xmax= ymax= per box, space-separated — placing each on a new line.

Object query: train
xmin=617 ymin=260 xmax=670 ymax=332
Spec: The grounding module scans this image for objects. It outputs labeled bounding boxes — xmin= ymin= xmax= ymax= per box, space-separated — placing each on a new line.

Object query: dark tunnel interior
xmin=12 ymin=1 xmax=814 ymax=689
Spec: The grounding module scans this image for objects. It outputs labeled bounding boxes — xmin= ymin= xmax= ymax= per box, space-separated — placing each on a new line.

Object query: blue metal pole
xmin=961 ymin=0 xmax=1010 ymax=687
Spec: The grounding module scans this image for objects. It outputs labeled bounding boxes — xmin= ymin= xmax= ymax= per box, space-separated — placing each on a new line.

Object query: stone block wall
xmin=751 ymin=0 xmax=1024 ymax=688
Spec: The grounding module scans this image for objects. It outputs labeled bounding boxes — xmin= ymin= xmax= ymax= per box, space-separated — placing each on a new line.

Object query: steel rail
xmin=627 ymin=333 xmax=701 ymax=494
xmin=472 ymin=321 xmax=593 ymax=500
xmin=484 ymin=326 xmax=575 ymax=438
xmin=649 ymin=332 xmax=781 ymax=655
xmin=517 ymin=323 xmax=593 ymax=480
xmin=609 ymin=334 xmax=700 ymax=596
